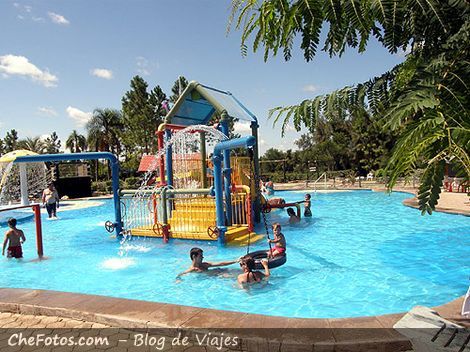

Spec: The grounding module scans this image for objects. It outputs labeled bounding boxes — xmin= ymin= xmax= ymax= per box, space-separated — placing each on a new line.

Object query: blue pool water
xmin=0 ymin=191 xmax=468 ymax=318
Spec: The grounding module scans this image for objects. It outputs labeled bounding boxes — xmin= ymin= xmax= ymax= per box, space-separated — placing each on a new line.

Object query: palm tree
xmin=86 ymin=108 xmax=123 ymax=180
xmin=17 ymin=137 xmax=45 ymax=154
xmin=66 ymin=130 xmax=87 ymax=153
xmin=231 ymin=0 xmax=470 ymax=214
xmin=86 ymin=108 xmax=123 ymax=155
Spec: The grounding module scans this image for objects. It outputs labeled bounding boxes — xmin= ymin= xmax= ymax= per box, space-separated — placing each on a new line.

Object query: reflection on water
xmin=101 ymin=257 xmax=136 ymax=270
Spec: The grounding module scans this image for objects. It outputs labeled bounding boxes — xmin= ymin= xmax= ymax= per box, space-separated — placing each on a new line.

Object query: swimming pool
xmin=1 ymin=190 xmax=468 ymax=318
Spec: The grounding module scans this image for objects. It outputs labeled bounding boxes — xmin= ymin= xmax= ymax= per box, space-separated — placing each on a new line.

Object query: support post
xmin=212 ymin=153 xmax=226 ymax=245
xmin=19 ymin=163 xmax=29 ymax=206
xmin=220 ymin=112 xmax=233 ymax=225
xmin=160 ymin=188 xmax=170 ymax=243
xmin=200 ymin=132 xmax=208 ymax=188
xmin=251 ymin=121 xmax=261 ymax=223
xmin=157 ymin=131 xmax=166 ymax=185
xmin=33 ymin=204 xmax=43 ymax=258
xmin=165 ymin=129 xmax=173 ymax=187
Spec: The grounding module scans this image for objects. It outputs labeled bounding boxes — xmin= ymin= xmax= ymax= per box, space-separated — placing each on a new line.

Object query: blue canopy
xmin=167 ymin=81 xmax=257 ymax=126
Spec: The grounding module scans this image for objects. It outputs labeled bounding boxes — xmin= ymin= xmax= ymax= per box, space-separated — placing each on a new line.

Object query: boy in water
xmin=237 ymin=256 xmax=270 ymax=286
xmin=267 ymin=223 xmax=286 ymax=258
xmin=2 ymin=218 xmax=26 ymax=259
xmin=177 ymin=247 xmax=238 ymax=278
xmin=304 ymin=193 xmax=312 ymax=217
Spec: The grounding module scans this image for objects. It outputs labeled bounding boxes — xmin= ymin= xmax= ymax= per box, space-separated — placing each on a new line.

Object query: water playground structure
xmin=121 ymin=81 xmax=280 ymax=246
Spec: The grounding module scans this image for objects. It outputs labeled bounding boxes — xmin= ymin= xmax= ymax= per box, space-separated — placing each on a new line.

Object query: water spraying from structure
xmin=0 ymin=150 xmax=52 ymax=207
xmin=122 ymin=125 xmax=227 ymax=236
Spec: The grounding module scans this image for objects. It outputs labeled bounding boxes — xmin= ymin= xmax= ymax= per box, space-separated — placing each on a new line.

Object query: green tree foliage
xmin=86 ymin=108 xmax=123 ymax=155
xmin=17 ymin=137 xmax=45 ymax=154
xmin=0 ymin=139 xmax=4 ymax=155
xmin=4 ymin=129 xmax=19 ymax=153
xmin=122 ymin=76 xmax=166 ymax=155
xmin=231 ymin=0 xmax=470 ymax=213
xmin=66 ymin=130 xmax=87 ymax=153
xmin=44 ymin=132 xmax=61 ymax=154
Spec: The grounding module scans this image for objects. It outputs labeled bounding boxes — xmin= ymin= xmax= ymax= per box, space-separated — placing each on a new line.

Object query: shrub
xmin=124 ymin=177 xmax=141 ymax=189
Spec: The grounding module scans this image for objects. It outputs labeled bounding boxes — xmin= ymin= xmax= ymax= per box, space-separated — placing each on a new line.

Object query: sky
xmin=0 ymin=0 xmax=405 ymax=155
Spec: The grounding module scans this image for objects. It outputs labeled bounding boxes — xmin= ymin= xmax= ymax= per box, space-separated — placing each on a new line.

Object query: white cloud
xmin=302 ymin=84 xmax=319 ymax=93
xmin=66 ymin=106 xmax=92 ymax=127
xmin=259 ymin=139 xmax=266 ymax=145
xmin=233 ymin=121 xmax=251 ymax=133
xmin=0 ymin=55 xmax=58 ymax=87
xmin=91 ymin=68 xmax=113 ymax=80
xmin=48 ymin=12 xmax=70 ymax=25
xmin=136 ymin=56 xmax=159 ymax=76
xmin=37 ymin=107 xmax=58 ymax=117
xmin=13 ymin=3 xmax=43 ymax=22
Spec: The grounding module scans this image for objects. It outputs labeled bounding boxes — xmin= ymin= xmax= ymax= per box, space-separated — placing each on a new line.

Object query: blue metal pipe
xmin=212 ymin=136 xmax=255 ymax=245
xmin=165 ymin=129 xmax=173 ymax=187
xmin=220 ymin=118 xmax=232 ymax=225
xmin=14 ymin=152 xmax=123 ymax=235
xmin=212 ymin=154 xmax=226 ymax=245
xmin=213 ymin=136 xmax=256 ymax=154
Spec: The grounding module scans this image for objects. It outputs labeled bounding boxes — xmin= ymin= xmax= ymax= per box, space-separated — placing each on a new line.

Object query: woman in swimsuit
xmin=237 ymin=256 xmax=270 ymax=286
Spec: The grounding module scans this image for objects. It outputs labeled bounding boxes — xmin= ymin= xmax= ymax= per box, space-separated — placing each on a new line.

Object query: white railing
xmin=313 ymin=172 xmax=328 ymax=192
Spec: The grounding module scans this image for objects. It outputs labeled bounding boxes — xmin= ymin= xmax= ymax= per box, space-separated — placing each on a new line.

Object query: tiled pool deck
xmin=0 ymin=191 xmax=468 ymax=351
xmin=0 ymin=288 xmax=468 ymax=351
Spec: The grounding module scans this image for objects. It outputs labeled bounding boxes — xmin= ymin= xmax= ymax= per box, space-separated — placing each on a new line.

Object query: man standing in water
xmin=42 ymin=183 xmax=59 ymax=219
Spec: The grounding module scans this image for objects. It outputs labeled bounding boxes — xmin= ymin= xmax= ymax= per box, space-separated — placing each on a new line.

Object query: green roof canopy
xmin=165 ymin=81 xmax=257 ymax=126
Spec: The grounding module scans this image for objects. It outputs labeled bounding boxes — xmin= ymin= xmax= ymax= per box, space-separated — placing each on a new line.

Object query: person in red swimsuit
xmin=2 ymin=218 xmax=26 ymax=259
xmin=267 ymin=223 xmax=286 ymax=258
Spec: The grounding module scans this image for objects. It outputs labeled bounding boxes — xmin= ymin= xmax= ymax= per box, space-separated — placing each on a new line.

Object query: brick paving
xmin=0 ymin=312 xmax=110 ymax=328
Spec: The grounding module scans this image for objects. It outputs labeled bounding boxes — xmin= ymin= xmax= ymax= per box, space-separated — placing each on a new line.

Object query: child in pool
xmin=237 ymin=256 xmax=270 ymax=286
xmin=267 ymin=223 xmax=286 ymax=258
xmin=304 ymin=193 xmax=312 ymax=217
xmin=286 ymin=208 xmax=300 ymax=224
xmin=2 ymin=218 xmax=26 ymax=259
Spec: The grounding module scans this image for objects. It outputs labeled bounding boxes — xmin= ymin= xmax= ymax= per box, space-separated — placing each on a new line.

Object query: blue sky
xmin=0 ymin=0 xmax=404 ymax=154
